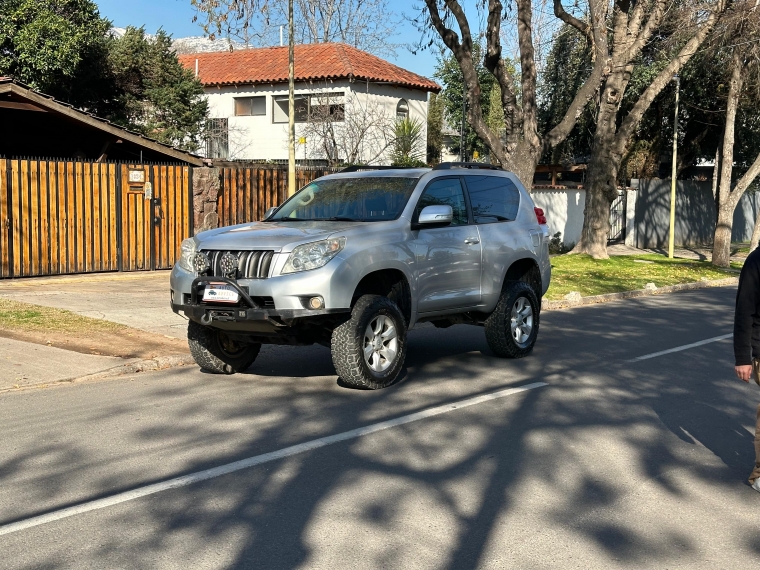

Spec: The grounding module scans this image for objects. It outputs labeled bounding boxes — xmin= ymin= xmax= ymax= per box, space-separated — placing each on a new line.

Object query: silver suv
xmin=170 ymin=163 xmax=551 ymax=389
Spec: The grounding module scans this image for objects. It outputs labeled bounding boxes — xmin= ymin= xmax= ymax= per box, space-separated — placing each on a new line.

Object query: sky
xmin=95 ymin=0 xmax=440 ymax=78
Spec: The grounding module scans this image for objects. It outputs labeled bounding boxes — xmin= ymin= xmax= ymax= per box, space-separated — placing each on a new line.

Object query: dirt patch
xmin=0 ymin=299 xmax=188 ymax=359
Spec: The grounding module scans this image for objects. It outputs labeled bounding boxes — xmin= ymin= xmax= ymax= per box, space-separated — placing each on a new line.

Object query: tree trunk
xmin=570 ymin=67 xmax=627 ymax=258
xmin=712 ymin=50 xmax=743 ymax=267
xmin=712 ymin=205 xmax=735 ymax=267
xmin=504 ymin=140 xmax=540 ymax=191
xmin=750 ymin=203 xmax=760 ymax=253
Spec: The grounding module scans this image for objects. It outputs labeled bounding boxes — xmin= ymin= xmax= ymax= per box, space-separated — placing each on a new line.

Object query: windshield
xmin=268 ymin=177 xmax=418 ymax=222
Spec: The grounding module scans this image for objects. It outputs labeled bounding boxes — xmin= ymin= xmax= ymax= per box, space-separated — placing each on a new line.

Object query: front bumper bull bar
xmin=172 ymin=277 xmax=348 ymax=326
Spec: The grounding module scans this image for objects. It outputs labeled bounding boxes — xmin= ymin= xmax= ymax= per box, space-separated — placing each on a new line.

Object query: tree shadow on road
xmin=2 ymin=287 xmax=759 ymax=568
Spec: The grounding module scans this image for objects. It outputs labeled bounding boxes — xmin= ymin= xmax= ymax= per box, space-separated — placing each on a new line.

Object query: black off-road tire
xmin=484 ymin=281 xmax=540 ymax=358
xmin=331 ymin=295 xmax=407 ymax=389
xmin=187 ymin=320 xmax=261 ymax=374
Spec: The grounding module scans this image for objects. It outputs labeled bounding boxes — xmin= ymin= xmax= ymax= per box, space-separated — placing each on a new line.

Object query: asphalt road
xmin=1 ymin=286 xmax=759 ymax=569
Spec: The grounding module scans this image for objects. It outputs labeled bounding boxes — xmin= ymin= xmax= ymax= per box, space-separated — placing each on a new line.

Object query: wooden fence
xmin=217 ymin=166 xmax=340 ymax=227
xmin=0 ymin=159 xmax=191 ymax=278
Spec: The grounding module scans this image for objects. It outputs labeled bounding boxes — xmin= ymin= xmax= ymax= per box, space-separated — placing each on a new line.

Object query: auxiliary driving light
xmin=308 ymin=296 xmax=324 ymax=310
xmin=220 ymin=252 xmax=239 ymax=276
xmin=193 ymin=251 xmax=211 ymax=273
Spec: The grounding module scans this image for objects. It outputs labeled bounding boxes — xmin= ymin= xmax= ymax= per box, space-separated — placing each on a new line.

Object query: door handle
xmin=464 ymin=238 xmax=480 ymax=245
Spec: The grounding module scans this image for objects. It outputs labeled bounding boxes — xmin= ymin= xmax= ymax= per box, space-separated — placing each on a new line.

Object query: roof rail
xmin=432 ymin=162 xmax=503 ymax=171
xmin=339 ymin=165 xmax=426 ymax=173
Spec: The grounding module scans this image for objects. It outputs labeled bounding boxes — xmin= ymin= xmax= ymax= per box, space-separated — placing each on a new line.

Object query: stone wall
xmin=192 ymin=167 xmax=220 ymax=234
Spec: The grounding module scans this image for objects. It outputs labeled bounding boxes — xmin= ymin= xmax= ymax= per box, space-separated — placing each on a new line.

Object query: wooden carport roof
xmin=0 ymin=79 xmax=204 ymax=166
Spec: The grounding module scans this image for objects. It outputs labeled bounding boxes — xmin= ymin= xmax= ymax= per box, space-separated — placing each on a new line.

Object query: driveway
xmin=1 ymin=285 xmax=758 ymax=569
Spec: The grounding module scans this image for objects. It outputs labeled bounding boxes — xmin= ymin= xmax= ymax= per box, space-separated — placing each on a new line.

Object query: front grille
xmin=201 ymin=250 xmax=274 ymax=279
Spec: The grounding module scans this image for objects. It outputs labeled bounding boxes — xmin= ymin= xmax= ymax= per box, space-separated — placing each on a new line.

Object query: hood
xmin=196 ymin=220 xmax=364 ymax=250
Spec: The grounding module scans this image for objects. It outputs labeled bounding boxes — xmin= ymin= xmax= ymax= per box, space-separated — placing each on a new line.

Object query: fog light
xmin=308 ymin=296 xmax=324 ymax=310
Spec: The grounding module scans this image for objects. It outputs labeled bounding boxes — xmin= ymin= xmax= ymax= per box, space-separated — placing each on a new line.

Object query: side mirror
xmin=417 ymin=205 xmax=453 ymax=227
xmin=264 ymin=207 xmax=278 ymax=220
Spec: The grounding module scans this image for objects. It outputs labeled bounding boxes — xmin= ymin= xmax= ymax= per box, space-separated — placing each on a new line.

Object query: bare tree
xmin=709 ymin=0 xmax=760 ymax=266
xmin=572 ymin=0 xmax=729 ymax=258
xmin=418 ymin=0 xmax=610 ymax=188
xmin=298 ymin=90 xmax=396 ymax=165
xmin=191 ymin=0 xmax=400 ymax=55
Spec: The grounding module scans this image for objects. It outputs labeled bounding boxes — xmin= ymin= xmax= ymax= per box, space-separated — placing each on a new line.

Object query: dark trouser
xmin=751 ymin=403 xmax=760 ymax=484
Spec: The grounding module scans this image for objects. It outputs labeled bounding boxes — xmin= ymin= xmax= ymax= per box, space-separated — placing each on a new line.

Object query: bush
xmin=549 ymin=232 xmax=573 ymax=255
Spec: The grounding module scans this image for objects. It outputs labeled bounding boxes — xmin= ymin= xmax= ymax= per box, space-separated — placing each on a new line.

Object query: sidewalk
xmin=0 ymin=336 xmax=134 ymax=390
xmin=607 ymin=243 xmax=748 ymax=263
xmin=0 ymin=271 xmax=192 ymax=390
xmin=0 ymin=271 xmax=187 ymax=340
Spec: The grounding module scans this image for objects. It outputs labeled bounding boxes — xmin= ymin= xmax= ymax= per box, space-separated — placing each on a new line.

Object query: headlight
xmin=178 ymin=238 xmax=197 ymax=272
xmin=281 ymin=237 xmax=346 ymax=274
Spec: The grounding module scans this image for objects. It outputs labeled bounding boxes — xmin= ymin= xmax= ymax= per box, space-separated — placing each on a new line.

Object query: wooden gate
xmin=119 ymin=164 xmax=191 ymax=271
xmin=0 ymin=159 xmax=191 ymax=278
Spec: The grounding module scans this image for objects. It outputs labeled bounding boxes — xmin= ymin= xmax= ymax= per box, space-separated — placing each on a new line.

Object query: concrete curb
xmin=541 ymin=277 xmax=739 ymax=311
xmin=71 ymin=354 xmax=195 ymax=382
xmin=0 ymin=354 xmax=194 ymax=393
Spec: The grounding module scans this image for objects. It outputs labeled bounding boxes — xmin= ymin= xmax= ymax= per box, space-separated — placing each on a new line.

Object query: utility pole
xmin=668 ymin=74 xmax=680 ymax=258
xmin=287 ymin=0 xmax=296 ymax=196
xmin=460 ymin=80 xmax=466 ymax=162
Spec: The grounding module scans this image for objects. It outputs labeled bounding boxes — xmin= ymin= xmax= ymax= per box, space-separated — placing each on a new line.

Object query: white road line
xmin=0 ymin=381 xmax=547 ymax=537
xmin=627 ymin=333 xmax=733 ymax=363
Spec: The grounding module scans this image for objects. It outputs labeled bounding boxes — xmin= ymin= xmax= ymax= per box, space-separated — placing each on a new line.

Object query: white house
xmin=179 ymin=44 xmax=440 ymax=165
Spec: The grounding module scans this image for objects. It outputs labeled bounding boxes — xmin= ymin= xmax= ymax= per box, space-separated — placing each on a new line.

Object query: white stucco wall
xmin=203 ymin=80 xmax=430 ymax=164
xmin=530 ymin=189 xmax=586 ymax=246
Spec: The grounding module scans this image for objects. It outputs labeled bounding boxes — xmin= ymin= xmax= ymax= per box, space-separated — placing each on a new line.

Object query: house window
xmin=310 ymin=92 xmax=345 ymax=122
xmin=273 ymin=95 xmax=309 ymax=123
xmin=205 ymin=118 xmax=228 ymax=159
xmin=397 ymin=99 xmax=409 ymax=120
xmin=234 ymin=96 xmax=266 ymax=116
xmin=272 ymin=92 xmax=344 ymax=123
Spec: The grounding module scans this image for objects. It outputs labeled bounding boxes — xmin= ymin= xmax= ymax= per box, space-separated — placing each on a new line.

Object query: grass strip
xmin=545 ymin=254 xmax=739 ymax=301
xmin=0 ymin=298 xmax=187 ymax=358
xmin=0 ymin=299 xmax=126 ymax=333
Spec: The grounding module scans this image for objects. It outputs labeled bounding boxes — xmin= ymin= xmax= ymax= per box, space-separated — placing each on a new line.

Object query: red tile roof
xmin=178 ymin=43 xmax=440 ymax=92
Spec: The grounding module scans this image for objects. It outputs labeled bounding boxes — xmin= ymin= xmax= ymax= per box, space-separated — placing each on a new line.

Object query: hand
xmin=736 ymin=365 xmax=753 ymax=383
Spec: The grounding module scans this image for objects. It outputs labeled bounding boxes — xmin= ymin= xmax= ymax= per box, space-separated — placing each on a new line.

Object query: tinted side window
xmin=465 ymin=175 xmax=520 ymax=223
xmin=415 ymin=178 xmax=468 ymax=225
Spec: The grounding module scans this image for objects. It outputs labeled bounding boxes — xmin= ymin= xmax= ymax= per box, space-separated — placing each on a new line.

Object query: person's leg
xmin=750 ymin=403 xmax=760 ymax=484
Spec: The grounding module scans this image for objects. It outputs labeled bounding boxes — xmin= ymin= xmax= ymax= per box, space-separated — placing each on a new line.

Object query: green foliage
xmin=0 ymin=0 xmax=113 ymax=108
xmin=107 ymin=27 xmax=208 ymax=151
xmin=391 ymin=118 xmax=425 ymax=166
xmin=426 ymin=92 xmax=444 ymax=164
xmin=434 ymin=45 xmax=515 ymax=161
xmin=538 ymin=24 xmax=594 ymax=164
xmin=0 ymin=2 xmax=208 ymax=152
xmin=548 ymin=232 xmax=573 ymax=255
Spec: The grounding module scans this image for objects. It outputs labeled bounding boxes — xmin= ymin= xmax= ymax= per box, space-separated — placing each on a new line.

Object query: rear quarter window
xmin=465 ymin=175 xmax=520 ymax=223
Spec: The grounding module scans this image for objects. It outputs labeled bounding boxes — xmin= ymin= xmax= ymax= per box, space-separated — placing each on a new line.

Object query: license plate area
xmin=201 ymin=283 xmax=240 ymax=304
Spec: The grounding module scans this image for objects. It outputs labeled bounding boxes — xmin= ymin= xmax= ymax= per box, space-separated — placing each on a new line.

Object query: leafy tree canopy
xmin=0 ymin=1 xmax=208 ymax=152
xmin=0 ymin=0 xmax=112 ymax=107
xmin=108 ymin=27 xmax=208 ymax=151
xmin=434 ymin=44 xmax=515 ymax=161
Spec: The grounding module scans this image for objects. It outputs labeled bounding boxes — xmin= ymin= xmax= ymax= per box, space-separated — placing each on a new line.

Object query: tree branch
xmin=483 ymin=0 xmax=521 ymax=139
xmin=424 ymin=0 xmax=507 ymax=164
xmin=545 ymin=0 xmax=609 ymax=150
xmin=614 ymin=1 xmax=728 ymax=158
xmin=553 ymin=0 xmax=592 ymax=43
xmin=625 ymin=0 xmax=668 ymax=63
xmin=516 ymin=0 xmax=541 ymax=152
